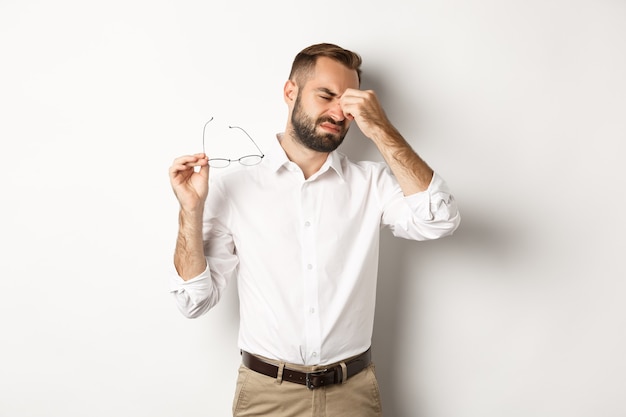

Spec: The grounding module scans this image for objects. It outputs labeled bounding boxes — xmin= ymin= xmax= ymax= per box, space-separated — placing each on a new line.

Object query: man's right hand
xmin=169 ymin=153 xmax=210 ymax=212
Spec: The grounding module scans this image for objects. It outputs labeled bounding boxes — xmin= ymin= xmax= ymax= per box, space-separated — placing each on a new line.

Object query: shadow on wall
xmin=369 ymin=210 xmax=520 ymax=416
xmin=337 ymin=69 xmax=519 ymax=412
xmin=338 ymin=63 xmax=523 ymax=415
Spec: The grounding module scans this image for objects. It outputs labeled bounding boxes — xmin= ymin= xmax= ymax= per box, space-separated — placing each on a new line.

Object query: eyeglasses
xmin=202 ymin=117 xmax=265 ymax=168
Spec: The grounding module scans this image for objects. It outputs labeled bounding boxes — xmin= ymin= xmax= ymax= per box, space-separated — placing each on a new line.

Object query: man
xmin=168 ymin=43 xmax=460 ymax=416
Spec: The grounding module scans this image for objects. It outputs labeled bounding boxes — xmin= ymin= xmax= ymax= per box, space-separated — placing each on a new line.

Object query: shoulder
xmin=336 ymin=151 xmax=392 ymax=179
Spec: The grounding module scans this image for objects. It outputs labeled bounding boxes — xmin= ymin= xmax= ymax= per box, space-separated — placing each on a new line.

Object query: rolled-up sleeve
xmin=169 ymin=263 xmax=217 ymax=319
xmin=383 ymin=171 xmax=460 ymax=241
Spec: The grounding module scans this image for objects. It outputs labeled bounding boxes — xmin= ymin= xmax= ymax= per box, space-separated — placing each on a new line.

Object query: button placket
xmin=300 ymin=182 xmax=321 ymax=364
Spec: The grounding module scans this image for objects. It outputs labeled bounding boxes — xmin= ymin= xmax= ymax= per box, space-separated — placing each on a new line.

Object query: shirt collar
xmin=325 ymin=150 xmax=345 ymax=181
xmin=266 ymin=133 xmax=346 ymax=181
xmin=265 ymin=133 xmax=290 ymax=172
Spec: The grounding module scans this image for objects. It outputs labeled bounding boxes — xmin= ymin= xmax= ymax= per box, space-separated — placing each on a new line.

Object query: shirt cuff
xmin=169 ymin=259 xmax=212 ymax=293
xmin=403 ymin=172 xmax=452 ymax=221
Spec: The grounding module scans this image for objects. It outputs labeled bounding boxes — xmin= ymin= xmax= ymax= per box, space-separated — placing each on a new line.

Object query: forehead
xmin=304 ymin=56 xmax=360 ymax=93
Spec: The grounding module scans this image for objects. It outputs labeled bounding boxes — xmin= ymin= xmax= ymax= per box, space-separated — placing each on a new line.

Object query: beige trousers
xmin=232 ymin=360 xmax=383 ymax=417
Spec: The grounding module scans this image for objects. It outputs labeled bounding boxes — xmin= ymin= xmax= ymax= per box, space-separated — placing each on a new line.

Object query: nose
xmin=328 ymin=100 xmax=345 ymax=122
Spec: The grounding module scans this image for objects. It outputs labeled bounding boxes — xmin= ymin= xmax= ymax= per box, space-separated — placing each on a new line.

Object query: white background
xmin=1 ymin=1 xmax=625 ymax=416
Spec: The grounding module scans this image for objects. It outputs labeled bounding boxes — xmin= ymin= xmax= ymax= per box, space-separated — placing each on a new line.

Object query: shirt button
xmin=312 ymin=352 xmax=318 ymax=358
xmin=307 ymin=264 xmax=313 ymax=270
xmin=309 ymin=307 xmax=315 ymax=314
xmin=304 ymin=221 xmax=311 ymax=227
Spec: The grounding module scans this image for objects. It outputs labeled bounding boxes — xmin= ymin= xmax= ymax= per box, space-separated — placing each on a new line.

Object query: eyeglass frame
xmin=202 ymin=117 xmax=265 ymax=168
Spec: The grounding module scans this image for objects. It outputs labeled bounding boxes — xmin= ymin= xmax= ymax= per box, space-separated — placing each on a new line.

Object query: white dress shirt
xmin=170 ymin=134 xmax=460 ymax=365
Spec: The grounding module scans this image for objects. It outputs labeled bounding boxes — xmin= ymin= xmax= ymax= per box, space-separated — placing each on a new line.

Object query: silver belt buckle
xmin=305 ymin=368 xmax=328 ymax=390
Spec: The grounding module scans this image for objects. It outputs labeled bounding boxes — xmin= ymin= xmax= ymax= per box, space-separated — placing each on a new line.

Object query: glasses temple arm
xmin=202 ymin=117 xmax=215 ymax=155
xmin=228 ymin=125 xmax=265 ymax=156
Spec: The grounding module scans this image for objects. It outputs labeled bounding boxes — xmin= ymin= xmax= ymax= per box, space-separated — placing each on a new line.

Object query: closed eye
xmin=316 ymin=88 xmax=337 ymax=101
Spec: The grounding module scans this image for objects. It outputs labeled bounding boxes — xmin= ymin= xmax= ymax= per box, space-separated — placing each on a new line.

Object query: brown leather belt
xmin=241 ymin=348 xmax=371 ymax=390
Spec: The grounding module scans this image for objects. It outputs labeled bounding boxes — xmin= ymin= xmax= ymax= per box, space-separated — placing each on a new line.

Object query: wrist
xmin=179 ymin=206 xmax=204 ymax=227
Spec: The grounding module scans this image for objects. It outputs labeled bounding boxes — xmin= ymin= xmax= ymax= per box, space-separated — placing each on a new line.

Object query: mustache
xmin=318 ymin=117 xmax=345 ymax=128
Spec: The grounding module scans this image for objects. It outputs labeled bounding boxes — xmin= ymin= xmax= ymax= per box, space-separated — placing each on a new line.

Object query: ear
xmin=283 ymin=80 xmax=298 ymax=104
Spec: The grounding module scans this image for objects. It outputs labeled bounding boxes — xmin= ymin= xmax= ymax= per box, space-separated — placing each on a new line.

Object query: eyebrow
xmin=315 ymin=87 xmax=338 ymax=97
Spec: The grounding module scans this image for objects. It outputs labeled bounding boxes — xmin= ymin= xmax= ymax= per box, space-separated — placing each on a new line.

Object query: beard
xmin=290 ymin=95 xmax=349 ymax=153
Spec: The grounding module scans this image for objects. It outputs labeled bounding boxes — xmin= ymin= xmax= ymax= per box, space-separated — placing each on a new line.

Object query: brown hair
xmin=288 ymin=43 xmax=362 ymax=86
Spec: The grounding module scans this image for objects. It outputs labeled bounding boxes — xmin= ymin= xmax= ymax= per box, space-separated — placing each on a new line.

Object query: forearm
xmin=174 ymin=208 xmax=207 ymax=281
xmin=372 ymin=125 xmax=434 ymax=196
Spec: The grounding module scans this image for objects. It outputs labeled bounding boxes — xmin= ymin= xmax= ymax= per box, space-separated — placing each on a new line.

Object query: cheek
xmin=306 ymin=95 xmax=329 ymax=111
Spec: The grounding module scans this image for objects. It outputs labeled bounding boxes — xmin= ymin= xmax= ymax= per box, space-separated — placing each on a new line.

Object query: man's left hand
xmin=340 ymin=88 xmax=392 ymax=141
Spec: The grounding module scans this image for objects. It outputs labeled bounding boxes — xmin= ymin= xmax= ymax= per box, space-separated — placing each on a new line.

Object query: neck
xmin=280 ymin=131 xmax=330 ymax=179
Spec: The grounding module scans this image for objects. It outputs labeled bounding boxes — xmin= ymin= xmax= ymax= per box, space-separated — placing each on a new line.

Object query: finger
xmin=170 ymin=158 xmax=197 ymax=172
xmin=198 ymin=162 xmax=210 ymax=179
xmin=172 ymin=154 xmax=203 ymax=164
xmin=341 ymin=88 xmax=371 ymax=103
xmin=340 ymin=103 xmax=355 ymax=120
xmin=169 ymin=166 xmax=192 ymax=185
xmin=171 ymin=156 xmax=197 ymax=169
xmin=172 ymin=155 xmax=209 ymax=171
xmin=341 ymin=87 xmax=362 ymax=98
xmin=169 ymin=162 xmax=197 ymax=181
xmin=339 ymin=99 xmax=357 ymax=120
